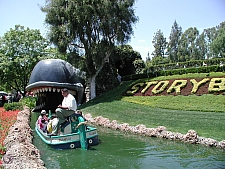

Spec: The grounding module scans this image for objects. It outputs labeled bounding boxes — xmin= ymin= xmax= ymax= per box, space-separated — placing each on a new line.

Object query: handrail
xmin=77 ymin=116 xmax=88 ymax=150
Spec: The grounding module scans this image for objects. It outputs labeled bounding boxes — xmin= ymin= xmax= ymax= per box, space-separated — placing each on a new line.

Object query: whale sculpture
xmin=26 ymin=59 xmax=85 ymax=112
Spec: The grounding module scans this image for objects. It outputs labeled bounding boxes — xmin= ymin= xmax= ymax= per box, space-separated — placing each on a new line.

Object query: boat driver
xmin=48 ymin=88 xmax=77 ymax=136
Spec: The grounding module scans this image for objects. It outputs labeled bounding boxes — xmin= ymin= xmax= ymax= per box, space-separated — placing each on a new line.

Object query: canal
xmin=31 ymin=113 xmax=225 ymax=169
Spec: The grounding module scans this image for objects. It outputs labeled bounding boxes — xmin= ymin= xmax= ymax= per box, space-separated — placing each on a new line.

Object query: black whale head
xmin=26 ymin=59 xmax=85 ymax=112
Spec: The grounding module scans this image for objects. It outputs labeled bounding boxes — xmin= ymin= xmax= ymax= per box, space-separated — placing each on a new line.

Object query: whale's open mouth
xmin=33 ymin=87 xmax=63 ymax=111
xmin=27 ymin=82 xmax=80 ymax=112
xmin=26 ymin=59 xmax=85 ymax=112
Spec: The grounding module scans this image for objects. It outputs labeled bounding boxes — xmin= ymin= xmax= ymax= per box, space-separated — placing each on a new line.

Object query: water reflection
xmin=31 ymin=113 xmax=225 ymax=169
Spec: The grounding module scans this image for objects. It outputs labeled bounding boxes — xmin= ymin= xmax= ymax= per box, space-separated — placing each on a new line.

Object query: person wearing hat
xmin=38 ymin=110 xmax=48 ymax=132
xmin=38 ymin=110 xmax=47 ymax=120
xmin=49 ymin=88 xmax=77 ymax=136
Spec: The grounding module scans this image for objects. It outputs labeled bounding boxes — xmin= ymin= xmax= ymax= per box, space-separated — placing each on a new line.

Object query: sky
xmin=0 ymin=0 xmax=225 ymax=60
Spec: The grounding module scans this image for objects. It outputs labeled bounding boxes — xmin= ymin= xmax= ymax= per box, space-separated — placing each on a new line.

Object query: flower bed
xmin=125 ymin=76 xmax=225 ymax=96
xmin=0 ymin=107 xmax=19 ymax=164
xmin=0 ymin=107 xmax=45 ymax=168
xmin=0 ymin=108 xmax=19 ymax=154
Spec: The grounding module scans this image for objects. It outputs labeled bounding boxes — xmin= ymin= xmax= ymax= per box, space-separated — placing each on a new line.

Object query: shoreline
xmin=84 ymin=113 xmax=225 ymax=149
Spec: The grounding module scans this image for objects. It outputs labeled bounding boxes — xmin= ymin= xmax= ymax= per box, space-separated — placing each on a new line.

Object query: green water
xmin=31 ymin=113 xmax=225 ymax=169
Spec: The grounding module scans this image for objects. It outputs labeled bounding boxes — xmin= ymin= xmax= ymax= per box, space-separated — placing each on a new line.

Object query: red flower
xmin=0 ymin=108 xmax=19 ymax=156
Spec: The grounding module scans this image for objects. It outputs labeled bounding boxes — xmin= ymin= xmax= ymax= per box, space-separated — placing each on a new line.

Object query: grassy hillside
xmin=80 ymin=73 xmax=225 ymax=141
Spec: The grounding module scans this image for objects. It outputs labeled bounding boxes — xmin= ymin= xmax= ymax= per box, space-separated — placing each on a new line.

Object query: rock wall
xmin=1 ymin=107 xmax=46 ymax=169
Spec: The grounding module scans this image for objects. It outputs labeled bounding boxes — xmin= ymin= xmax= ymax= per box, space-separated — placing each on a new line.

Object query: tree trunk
xmin=87 ymin=52 xmax=111 ymax=100
xmin=89 ymin=76 xmax=97 ymax=100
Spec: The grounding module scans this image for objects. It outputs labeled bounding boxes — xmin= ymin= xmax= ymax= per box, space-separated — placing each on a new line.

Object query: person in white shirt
xmin=47 ymin=114 xmax=59 ymax=134
xmin=48 ymin=88 xmax=77 ymax=136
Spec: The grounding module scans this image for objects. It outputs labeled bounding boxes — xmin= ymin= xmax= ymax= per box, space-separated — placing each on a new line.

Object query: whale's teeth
xmin=49 ymin=87 xmax=52 ymax=92
xmin=45 ymin=88 xmax=48 ymax=92
xmin=53 ymin=88 xmax=56 ymax=92
xmin=57 ymin=88 xmax=60 ymax=92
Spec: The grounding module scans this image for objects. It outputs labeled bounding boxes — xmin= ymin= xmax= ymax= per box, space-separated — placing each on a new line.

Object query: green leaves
xmin=0 ymin=25 xmax=48 ymax=93
xmin=42 ymin=0 xmax=138 ymax=75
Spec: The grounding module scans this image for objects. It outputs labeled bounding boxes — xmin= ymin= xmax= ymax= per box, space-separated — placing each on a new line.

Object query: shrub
xmin=3 ymin=102 xmax=23 ymax=111
xmin=3 ymin=97 xmax=36 ymax=111
xmin=20 ymin=96 xmax=36 ymax=109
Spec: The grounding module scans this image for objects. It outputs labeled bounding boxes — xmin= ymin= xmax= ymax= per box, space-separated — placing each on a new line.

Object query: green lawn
xmin=80 ymin=73 xmax=225 ymax=141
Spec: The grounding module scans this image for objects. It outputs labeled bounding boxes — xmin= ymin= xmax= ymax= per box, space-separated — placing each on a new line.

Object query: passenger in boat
xmin=38 ymin=110 xmax=47 ymax=120
xmin=76 ymin=110 xmax=86 ymax=119
xmin=75 ymin=110 xmax=87 ymax=129
xmin=47 ymin=114 xmax=59 ymax=135
xmin=50 ymin=88 xmax=77 ymax=136
xmin=38 ymin=110 xmax=48 ymax=132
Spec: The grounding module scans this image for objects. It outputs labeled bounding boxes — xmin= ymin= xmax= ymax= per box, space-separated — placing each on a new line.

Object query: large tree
xmin=203 ymin=27 xmax=218 ymax=59
xmin=41 ymin=0 xmax=138 ymax=99
xmin=167 ymin=20 xmax=182 ymax=62
xmin=0 ymin=25 xmax=48 ymax=95
xmin=112 ymin=45 xmax=142 ymax=76
xmin=151 ymin=29 xmax=168 ymax=65
xmin=178 ymin=27 xmax=199 ymax=61
xmin=151 ymin=29 xmax=167 ymax=58
xmin=195 ymin=32 xmax=207 ymax=60
xmin=210 ymin=26 xmax=225 ymax=58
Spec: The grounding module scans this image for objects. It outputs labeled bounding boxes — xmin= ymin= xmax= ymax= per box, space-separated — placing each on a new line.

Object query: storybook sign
xmin=125 ymin=77 xmax=225 ymax=96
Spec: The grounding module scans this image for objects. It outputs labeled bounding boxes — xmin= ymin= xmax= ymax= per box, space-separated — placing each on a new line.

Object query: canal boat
xmin=35 ymin=113 xmax=99 ymax=150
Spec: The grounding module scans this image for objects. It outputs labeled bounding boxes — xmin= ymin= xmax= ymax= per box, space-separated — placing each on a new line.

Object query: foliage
xmin=112 ymin=45 xmax=143 ymax=76
xmin=41 ymin=0 xmax=138 ymax=99
xmin=178 ymin=27 xmax=199 ymax=61
xmin=123 ymin=64 xmax=225 ymax=81
xmin=148 ymin=21 xmax=225 ymax=66
xmin=3 ymin=102 xmax=23 ymax=111
xmin=144 ymin=57 xmax=225 ymax=74
xmin=151 ymin=29 xmax=167 ymax=58
xmin=20 ymin=97 xmax=37 ymax=109
xmin=210 ymin=27 xmax=225 ymax=58
xmin=0 ymin=25 xmax=48 ymax=95
xmin=133 ymin=59 xmax=145 ymax=74
xmin=3 ymin=96 xmax=36 ymax=111
xmin=96 ymin=63 xmax=120 ymax=96
xmin=167 ymin=20 xmax=182 ymax=62
xmin=44 ymin=47 xmax=67 ymax=60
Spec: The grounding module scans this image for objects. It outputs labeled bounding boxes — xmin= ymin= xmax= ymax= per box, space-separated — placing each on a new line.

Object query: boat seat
xmin=61 ymin=114 xmax=78 ymax=127
xmin=60 ymin=113 xmax=81 ymax=133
